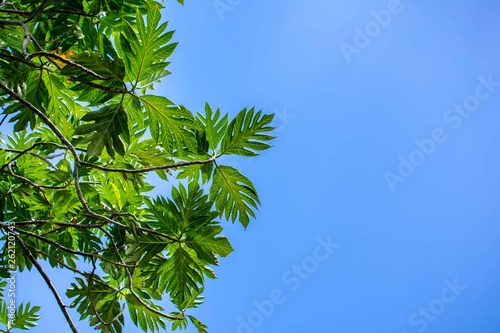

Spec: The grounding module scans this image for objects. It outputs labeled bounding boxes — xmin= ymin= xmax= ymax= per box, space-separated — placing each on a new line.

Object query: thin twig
xmin=0 ymin=8 xmax=30 ymax=16
xmin=0 ymin=51 xmax=47 ymax=69
xmin=6 ymin=163 xmax=46 ymax=192
xmin=1 ymin=143 xmax=58 ymax=170
xmin=4 ymin=163 xmax=68 ymax=190
xmin=43 ymin=9 xmax=97 ymax=17
xmin=29 ymin=52 xmax=110 ymax=81
xmin=87 ymin=258 xmax=125 ymax=327
xmin=15 ymin=234 xmax=79 ymax=333
xmin=14 ymin=227 xmax=137 ymax=268
xmin=115 ymin=239 xmax=183 ymax=321
xmin=3 ymin=220 xmax=106 ymax=229
xmin=2 ymin=148 xmax=57 ymax=169
xmin=80 ymin=155 xmax=216 ymax=174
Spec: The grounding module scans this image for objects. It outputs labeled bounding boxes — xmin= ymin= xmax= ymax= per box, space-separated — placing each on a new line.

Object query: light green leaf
xmin=188 ymin=315 xmax=208 ymax=333
xmin=197 ymin=103 xmax=228 ymax=152
xmin=10 ymin=302 xmax=40 ymax=330
xmin=221 ymin=107 xmax=275 ymax=156
xmin=140 ymin=95 xmax=197 ymax=154
xmin=210 ymin=165 xmax=260 ymax=228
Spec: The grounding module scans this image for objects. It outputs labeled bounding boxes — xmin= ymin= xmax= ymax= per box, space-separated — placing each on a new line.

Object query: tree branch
xmin=3 ymin=162 xmax=69 ymax=190
xmin=14 ymin=227 xmax=137 ymax=268
xmin=1 ymin=143 xmax=58 ymax=170
xmin=80 ymin=155 xmax=216 ymax=174
xmin=0 ymin=81 xmax=98 ymax=227
xmin=15 ymin=234 xmax=79 ymax=333
xmin=29 ymin=52 xmax=110 ymax=81
xmin=0 ymin=8 xmax=30 ymax=16
xmin=87 ymin=258 xmax=125 ymax=327
xmin=0 ymin=51 xmax=47 ymax=69
xmin=5 ymin=163 xmax=47 ymax=192
xmin=4 ymin=220 xmax=106 ymax=229
xmin=2 ymin=148 xmax=57 ymax=169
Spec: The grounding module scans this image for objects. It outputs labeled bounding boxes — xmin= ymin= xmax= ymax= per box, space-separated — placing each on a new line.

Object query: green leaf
xmin=126 ymin=233 xmax=172 ymax=267
xmin=185 ymin=227 xmax=233 ymax=265
xmin=197 ymin=103 xmax=228 ymax=152
xmin=41 ymin=71 xmax=75 ymax=120
xmin=139 ymin=95 xmax=197 ymax=154
xmin=10 ymin=302 xmax=40 ymax=330
xmin=164 ymin=247 xmax=203 ymax=307
xmin=221 ymin=107 xmax=275 ymax=156
xmin=0 ymin=57 xmax=31 ymax=95
xmin=125 ymin=294 xmax=167 ymax=333
xmin=74 ymin=103 xmax=130 ymax=157
xmin=115 ymin=7 xmax=177 ymax=89
xmin=66 ymin=278 xmax=123 ymax=333
xmin=0 ymin=2 xmax=275 ymax=332
xmin=210 ymin=165 xmax=260 ymax=228
xmin=4 ymin=75 xmax=48 ymax=131
xmin=188 ymin=315 xmax=208 ymax=333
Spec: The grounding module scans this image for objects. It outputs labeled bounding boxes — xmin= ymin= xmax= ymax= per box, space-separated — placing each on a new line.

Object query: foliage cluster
xmin=0 ymin=0 xmax=274 ymax=332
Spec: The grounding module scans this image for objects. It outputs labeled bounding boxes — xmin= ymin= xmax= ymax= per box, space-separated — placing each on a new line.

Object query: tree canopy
xmin=0 ymin=0 xmax=274 ymax=332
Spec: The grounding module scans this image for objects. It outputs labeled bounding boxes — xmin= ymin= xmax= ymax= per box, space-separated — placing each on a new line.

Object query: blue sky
xmin=18 ymin=0 xmax=500 ymax=332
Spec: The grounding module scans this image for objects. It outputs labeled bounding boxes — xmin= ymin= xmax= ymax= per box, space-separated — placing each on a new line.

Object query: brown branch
xmin=0 ymin=82 xmax=95 ymax=226
xmin=0 ymin=8 xmax=30 ymax=16
xmin=120 ymin=248 xmax=183 ymax=321
xmin=15 ymin=234 xmax=79 ymax=333
xmin=134 ymin=226 xmax=179 ymax=242
xmin=82 ymin=213 xmax=179 ymax=243
xmin=0 ymin=51 xmax=46 ymax=69
xmin=43 ymin=9 xmax=97 ymax=17
xmin=5 ymin=220 xmax=106 ymax=229
xmin=25 ymin=32 xmax=62 ymax=70
xmin=3 ymin=148 xmax=57 ymax=169
xmin=80 ymin=155 xmax=216 ymax=174
xmin=29 ymin=52 xmax=110 ymax=81
xmin=87 ymin=258 xmax=125 ymax=327
xmin=5 ymin=163 xmax=46 ymax=192
xmin=14 ymin=227 xmax=137 ymax=268
xmin=1 ymin=143 xmax=57 ymax=170
xmin=4 ymin=163 xmax=68 ymax=190
xmin=22 ymin=239 xmax=120 ymax=292
xmin=20 ymin=240 xmax=94 ymax=281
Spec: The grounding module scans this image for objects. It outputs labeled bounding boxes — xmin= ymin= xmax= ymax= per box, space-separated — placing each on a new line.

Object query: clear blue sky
xmin=20 ymin=1 xmax=500 ymax=332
